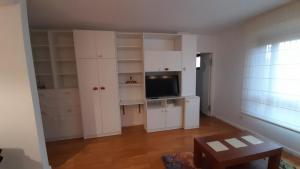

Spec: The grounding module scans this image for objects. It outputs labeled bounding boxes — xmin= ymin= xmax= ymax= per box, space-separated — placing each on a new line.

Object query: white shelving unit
xmin=143 ymin=33 xmax=183 ymax=72
xmin=31 ymin=30 xmax=78 ymax=89
xmin=30 ymin=30 xmax=81 ymax=141
xmin=116 ymin=32 xmax=145 ymax=127
xmin=143 ymin=33 xmax=182 ymax=51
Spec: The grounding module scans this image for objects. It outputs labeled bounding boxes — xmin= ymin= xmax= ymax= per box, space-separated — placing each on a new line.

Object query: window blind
xmin=242 ymin=39 xmax=300 ymax=132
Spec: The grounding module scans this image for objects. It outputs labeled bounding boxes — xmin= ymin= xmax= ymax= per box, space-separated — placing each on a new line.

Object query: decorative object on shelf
xmin=125 ymin=76 xmax=137 ymax=84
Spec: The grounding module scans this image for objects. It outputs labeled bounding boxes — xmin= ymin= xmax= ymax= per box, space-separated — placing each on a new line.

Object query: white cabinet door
xmin=144 ymin=52 xmax=162 ymax=72
xmin=98 ymin=59 xmax=121 ymax=134
xmin=144 ymin=51 xmax=182 ymax=72
xmin=147 ymin=107 xmax=165 ymax=130
xmin=76 ymin=59 xmax=102 ymax=138
xmin=181 ymin=34 xmax=197 ymax=96
xmin=162 ymin=52 xmax=182 ymax=71
xmin=184 ymin=96 xmax=200 ymax=129
xmin=166 ymin=106 xmax=182 ymax=128
xmin=74 ymin=30 xmax=97 ymax=59
xmin=74 ymin=30 xmax=116 ymax=59
xmin=95 ymin=31 xmax=116 ymax=59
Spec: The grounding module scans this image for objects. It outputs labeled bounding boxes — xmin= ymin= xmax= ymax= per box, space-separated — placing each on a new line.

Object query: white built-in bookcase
xmin=31 ymin=30 xmax=78 ymax=89
xmin=31 ymin=30 xmax=82 ymax=141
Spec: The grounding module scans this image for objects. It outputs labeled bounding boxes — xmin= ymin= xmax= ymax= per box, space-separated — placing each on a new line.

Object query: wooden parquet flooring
xmin=46 ymin=117 xmax=300 ymax=169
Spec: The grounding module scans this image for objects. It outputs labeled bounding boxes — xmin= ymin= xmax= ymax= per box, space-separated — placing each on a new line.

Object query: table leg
xmin=212 ymin=163 xmax=225 ymax=169
xmin=194 ymin=139 xmax=202 ymax=168
xmin=268 ymin=154 xmax=281 ymax=169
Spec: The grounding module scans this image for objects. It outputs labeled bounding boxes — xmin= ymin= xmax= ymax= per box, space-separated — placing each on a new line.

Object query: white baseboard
xmin=46 ymin=135 xmax=83 ymax=142
xmin=146 ymin=126 xmax=182 ymax=133
xmin=83 ymin=131 xmax=121 ymax=139
xmin=213 ymin=114 xmax=300 ymax=158
xmin=184 ymin=125 xmax=199 ymax=130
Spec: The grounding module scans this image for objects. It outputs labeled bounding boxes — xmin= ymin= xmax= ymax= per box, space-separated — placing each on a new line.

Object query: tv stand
xmin=145 ymin=97 xmax=184 ymax=132
xmin=145 ymin=96 xmax=200 ymax=132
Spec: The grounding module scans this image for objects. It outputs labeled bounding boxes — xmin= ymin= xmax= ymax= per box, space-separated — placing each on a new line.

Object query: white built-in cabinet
xmin=74 ymin=30 xmax=121 ymax=138
xmin=144 ymin=51 xmax=182 ymax=72
xmin=30 ymin=30 xmax=82 ymax=141
xmin=32 ymin=29 xmax=200 ymax=140
xmin=184 ymin=96 xmax=200 ymax=129
xmin=74 ymin=30 xmax=116 ymax=59
xmin=143 ymin=34 xmax=182 ymax=72
xmin=181 ymin=34 xmax=197 ymax=96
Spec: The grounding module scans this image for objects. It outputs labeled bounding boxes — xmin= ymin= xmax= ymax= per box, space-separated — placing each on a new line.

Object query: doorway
xmin=196 ymin=53 xmax=212 ymax=116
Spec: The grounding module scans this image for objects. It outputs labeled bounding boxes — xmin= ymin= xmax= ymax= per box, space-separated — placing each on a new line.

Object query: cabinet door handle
xmin=100 ymin=86 xmax=105 ymax=90
xmin=92 ymin=87 xmax=99 ymax=91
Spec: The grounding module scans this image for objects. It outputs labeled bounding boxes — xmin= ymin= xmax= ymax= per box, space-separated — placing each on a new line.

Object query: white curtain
xmin=242 ymin=38 xmax=300 ymax=132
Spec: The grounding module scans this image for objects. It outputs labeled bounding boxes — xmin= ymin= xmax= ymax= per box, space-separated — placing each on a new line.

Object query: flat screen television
xmin=146 ymin=75 xmax=179 ymax=98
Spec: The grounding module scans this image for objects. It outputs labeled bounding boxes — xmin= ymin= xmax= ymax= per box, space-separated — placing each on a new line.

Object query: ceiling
xmin=27 ymin=0 xmax=292 ymax=34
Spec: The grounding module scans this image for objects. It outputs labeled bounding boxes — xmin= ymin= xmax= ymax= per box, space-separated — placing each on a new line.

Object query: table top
xmin=194 ymin=131 xmax=283 ymax=163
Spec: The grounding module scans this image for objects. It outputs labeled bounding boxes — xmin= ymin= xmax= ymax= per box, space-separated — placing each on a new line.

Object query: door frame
xmin=197 ymin=53 xmax=213 ymax=116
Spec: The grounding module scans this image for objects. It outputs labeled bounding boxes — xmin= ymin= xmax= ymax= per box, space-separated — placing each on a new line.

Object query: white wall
xmin=213 ymin=1 xmax=300 ymax=156
xmin=197 ymin=34 xmax=217 ymax=54
xmin=121 ymin=106 xmax=144 ymax=127
xmin=0 ymin=1 xmax=50 ymax=169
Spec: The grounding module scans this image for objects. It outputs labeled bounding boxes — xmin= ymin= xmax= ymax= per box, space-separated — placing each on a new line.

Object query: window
xmin=242 ymin=39 xmax=300 ymax=132
xmin=196 ymin=54 xmax=201 ymax=69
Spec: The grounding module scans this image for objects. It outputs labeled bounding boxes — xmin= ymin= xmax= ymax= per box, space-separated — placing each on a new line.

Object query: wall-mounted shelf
xmin=32 ymin=45 xmax=49 ymax=48
xmin=34 ymin=59 xmax=51 ymax=62
xmin=120 ymin=99 xmax=144 ymax=106
xmin=118 ymin=71 xmax=143 ymax=74
xmin=119 ymin=83 xmax=142 ymax=87
xmin=53 ymin=44 xmax=74 ymax=48
xmin=118 ymin=58 xmax=142 ymax=62
xmin=36 ymin=73 xmax=53 ymax=76
xmin=146 ymin=96 xmax=184 ymax=102
xmin=143 ymin=33 xmax=182 ymax=51
xmin=117 ymin=45 xmax=142 ymax=50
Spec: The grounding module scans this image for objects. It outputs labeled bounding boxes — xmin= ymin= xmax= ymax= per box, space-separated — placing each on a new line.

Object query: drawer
xmin=56 ymin=115 xmax=83 ymax=138
xmin=57 ymin=89 xmax=80 ymax=106
xmin=38 ymin=90 xmax=59 ymax=107
xmin=40 ymin=107 xmax=60 ymax=117
xmin=42 ymin=115 xmax=60 ymax=140
xmin=57 ymin=106 xmax=81 ymax=118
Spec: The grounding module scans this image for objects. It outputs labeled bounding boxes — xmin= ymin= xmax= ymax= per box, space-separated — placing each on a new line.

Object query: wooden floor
xmin=46 ymin=117 xmax=300 ymax=169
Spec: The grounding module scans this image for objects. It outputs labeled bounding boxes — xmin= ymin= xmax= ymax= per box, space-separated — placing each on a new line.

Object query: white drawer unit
xmin=38 ymin=89 xmax=82 ymax=141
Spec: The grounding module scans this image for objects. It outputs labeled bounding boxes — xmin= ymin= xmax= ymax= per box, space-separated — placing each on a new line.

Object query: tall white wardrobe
xmin=74 ymin=30 xmax=121 ymax=138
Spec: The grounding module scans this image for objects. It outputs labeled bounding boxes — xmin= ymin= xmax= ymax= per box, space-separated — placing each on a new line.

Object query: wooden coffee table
xmin=194 ymin=131 xmax=283 ymax=169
